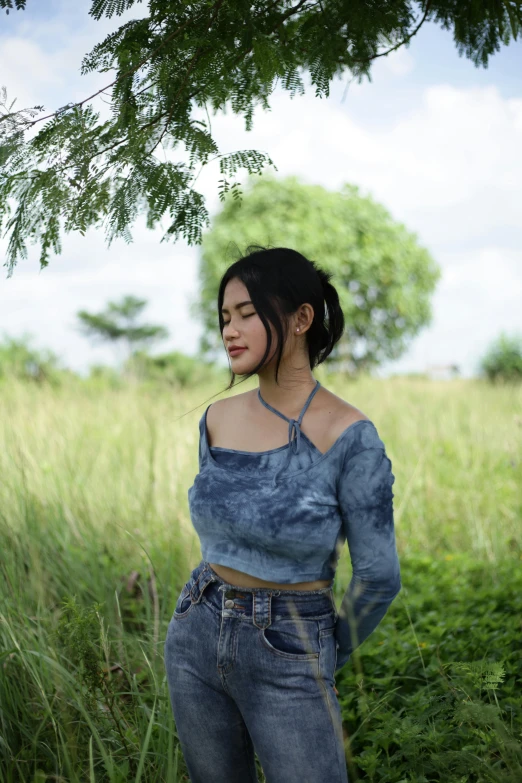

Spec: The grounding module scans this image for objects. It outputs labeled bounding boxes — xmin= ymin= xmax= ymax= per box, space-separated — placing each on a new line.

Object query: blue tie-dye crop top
xmin=188 ymin=379 xmax=401 ymax=671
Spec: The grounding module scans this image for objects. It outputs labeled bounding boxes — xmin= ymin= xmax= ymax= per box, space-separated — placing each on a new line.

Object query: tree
xmin=193 ymin=174 xmax=441 ymax=375
xmin=478 ymin=331 xmax=522 ymax=383
xmin=125 ymin=348 xmax=225 ymax=387
xmin=1 ymin=0 xmax=520 ymax=275
xmin=0 ymin=1 xmax=27 ymax=11
xmin=75 ymin=294 xmax=169 ymax=371
xmin=0 ymin=332 xmax=64 ymax=384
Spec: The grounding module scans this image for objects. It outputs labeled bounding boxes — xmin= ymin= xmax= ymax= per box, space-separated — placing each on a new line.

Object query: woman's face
xmin=221 ymin=278 xmax=281 ymax=370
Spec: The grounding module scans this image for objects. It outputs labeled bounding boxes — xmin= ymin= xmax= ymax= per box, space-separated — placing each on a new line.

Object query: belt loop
xmin=190 ymin=568 xmax=213 ymax=604
xmin=252 ymin=591 xmax=273 ymax=630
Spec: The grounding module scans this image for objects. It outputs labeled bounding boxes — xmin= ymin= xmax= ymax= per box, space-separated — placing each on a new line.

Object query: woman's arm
xmin=334 ymin=446 xmax=401 ymax=672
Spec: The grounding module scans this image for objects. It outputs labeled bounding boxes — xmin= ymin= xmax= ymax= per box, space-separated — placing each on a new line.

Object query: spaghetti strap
xmin=257 ymin=380 xmax=321 ymax=487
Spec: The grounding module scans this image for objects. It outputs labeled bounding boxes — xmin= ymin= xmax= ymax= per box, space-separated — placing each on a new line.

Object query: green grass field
xmin=1 ymin=372 xmax=521 ymax=782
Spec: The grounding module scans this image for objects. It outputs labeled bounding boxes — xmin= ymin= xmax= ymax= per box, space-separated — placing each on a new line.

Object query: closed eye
xmin=223 ymin=313 xmax=255 ymax=325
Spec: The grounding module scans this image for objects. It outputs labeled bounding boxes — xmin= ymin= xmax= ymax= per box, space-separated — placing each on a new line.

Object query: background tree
xmin=125 ymin=348 xmax=225 ymax=388
xmin=0 ymin=332 xmax=64 ymax=384
xmin=75 ymin=294 xmax=169 ymax=374
xmin=193 ymin=174 xmax=441 ymax=376
xmin=1 ymin=0 xmax=521 ymax=275
xmin=479 ymin=332 xmax=522 ymax=383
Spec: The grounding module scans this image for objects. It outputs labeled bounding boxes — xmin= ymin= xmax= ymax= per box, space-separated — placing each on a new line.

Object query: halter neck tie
xmin=257 ymin=380 xmax=321 ymax=487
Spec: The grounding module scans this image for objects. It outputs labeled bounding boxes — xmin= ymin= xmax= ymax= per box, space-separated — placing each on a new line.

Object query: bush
xmin=124 ymin=349 xmax=225 ymax=388
xmin=479 ymin=332 xmax=522 ymax=383
xmin=335 ymin=554 xmax=522 ymax=782
xmin=0 ymin=333 xmax=65 ymax=386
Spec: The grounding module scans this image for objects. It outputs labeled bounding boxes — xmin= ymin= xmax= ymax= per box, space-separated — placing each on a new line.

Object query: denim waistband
xmin=188 ymin=561 xmax=337 ymax=625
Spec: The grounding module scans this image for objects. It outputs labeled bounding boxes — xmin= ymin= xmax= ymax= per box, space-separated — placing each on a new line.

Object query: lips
xmin=229 ymin=347 xmax=247 ymax=355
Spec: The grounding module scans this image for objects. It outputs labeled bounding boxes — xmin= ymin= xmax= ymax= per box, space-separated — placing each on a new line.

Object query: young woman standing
xmin=164 ymin=246 xmax=401 ymax=783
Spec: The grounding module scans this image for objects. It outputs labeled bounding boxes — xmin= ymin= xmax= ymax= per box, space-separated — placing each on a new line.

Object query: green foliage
xmin=54 ymin=595 xmax=110 ymax=711
xmin=195 ymin=174 xmax=441 ymax=375
xmin=431 ymin=0 xmax=522 ymax=67
xmin=125 ymin=348 xmax=225 ymax=387
xmin=88 ymin=362 xmax=127 ymax=388
xmin=0 ymin=0 xmax=26 ymax=11
xmin=52 ymin=595 xmax=142 ymax=778
xmin=2 ymin=538 xmax=521 ymax=780
xmin=335 ymin=554 xmax=522 ymax=782
xmin=2 ymin=0 xmax=521 ymax=273
xmin=76 ymin=294 xmax=169 ymax=367
xmin=0 ymin=331 xmax=65 ymax=384
xmin=479 ymin=332 xmax=522 ymax=383
xmin=0 ymin=376 xmax=521 ymax=779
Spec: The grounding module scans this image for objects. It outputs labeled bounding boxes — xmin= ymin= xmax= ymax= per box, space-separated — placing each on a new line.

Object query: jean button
xmin=224 ymin=599 xmax=235 ymax=608
xmin=225 ymin=590 xmax=236 ymax=599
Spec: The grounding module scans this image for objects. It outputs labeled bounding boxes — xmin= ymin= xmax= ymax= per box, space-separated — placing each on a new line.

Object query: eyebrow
xmin=221 ymin=300 xmax=253 ymax=314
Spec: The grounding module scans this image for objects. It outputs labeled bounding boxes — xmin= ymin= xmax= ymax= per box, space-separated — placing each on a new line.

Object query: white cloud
xmin=0 ymin=38 xmax=64 ymax=106
xmin=0 ymin=12 xmax=521 ymax=379
xmin=379 ymin=47 xmax=415 ymax=76
xmin=1 ymin=220 xmax=200 ymax=373
xmin=418 ymin=247 xmax=522 ymax=372
xmin=200 ymin=80 xmax=522 ymax=250
xmin=0 ymin=2 xmax=141 ymax=117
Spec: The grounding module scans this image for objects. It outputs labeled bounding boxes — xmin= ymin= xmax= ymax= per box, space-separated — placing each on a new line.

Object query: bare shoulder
xmin=318 ymin=387 xmax=370 ymax=446
xmin=205 ymin=390 xmax=253 ymax=447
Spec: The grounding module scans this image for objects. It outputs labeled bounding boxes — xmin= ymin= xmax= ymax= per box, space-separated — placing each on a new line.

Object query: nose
xmin=223 ymin=322 xmax=240 ymax=339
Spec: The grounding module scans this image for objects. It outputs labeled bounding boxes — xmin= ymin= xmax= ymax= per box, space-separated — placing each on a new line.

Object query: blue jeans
xmin=164 ymin=560 xmax=348 ymax=783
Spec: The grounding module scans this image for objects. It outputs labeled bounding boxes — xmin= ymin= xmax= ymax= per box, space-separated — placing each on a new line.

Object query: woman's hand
xmin=334 ymin=685 xmax=339 ymax=696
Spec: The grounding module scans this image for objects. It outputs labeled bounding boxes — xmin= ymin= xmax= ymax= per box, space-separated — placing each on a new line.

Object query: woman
xmin=164 ymin=246 xmax=401 ymax=783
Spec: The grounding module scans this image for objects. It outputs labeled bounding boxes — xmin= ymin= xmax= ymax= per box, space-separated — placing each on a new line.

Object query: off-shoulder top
xmin=187 ymin=379 xmax=401 ymax=671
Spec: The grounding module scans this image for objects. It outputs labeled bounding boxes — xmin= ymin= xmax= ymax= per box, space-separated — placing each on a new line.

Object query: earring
xmin=296 ymin=328 xmax=300 ymax=332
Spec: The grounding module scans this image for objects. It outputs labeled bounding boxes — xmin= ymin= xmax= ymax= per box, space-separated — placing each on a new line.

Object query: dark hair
xmin=218 ymin=245 xmax=345 ymax=390
xmin=176 ymin=245 xmax=345 ymax=419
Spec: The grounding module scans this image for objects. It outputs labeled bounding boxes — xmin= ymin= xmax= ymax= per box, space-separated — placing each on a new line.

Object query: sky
xmin=0 ymin=0 xmax=521 ymax=379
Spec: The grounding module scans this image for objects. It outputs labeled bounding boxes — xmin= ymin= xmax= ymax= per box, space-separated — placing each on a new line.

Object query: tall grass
xmin=1 ymin=372 xmax=521 ymax=781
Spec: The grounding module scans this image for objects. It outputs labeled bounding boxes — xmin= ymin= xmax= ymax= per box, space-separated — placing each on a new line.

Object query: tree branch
xmin=352 ymin=0 xmax=432 ymax=63
xmin=14 ymin=0 xmax=431 ymax=187
xmin=26 ymin=5 xmax=207 ymax=127
xmin=147 ymin=0 xmax=226 ymax=157
xmin=83 ymin=0 xmax=313 ymax=164
xmin=24 ymin=0 xmax=312 ymax=129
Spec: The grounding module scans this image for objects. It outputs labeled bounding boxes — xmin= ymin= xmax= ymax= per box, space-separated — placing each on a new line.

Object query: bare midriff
xmin=209 ymin=562 xmax=332 ymax=591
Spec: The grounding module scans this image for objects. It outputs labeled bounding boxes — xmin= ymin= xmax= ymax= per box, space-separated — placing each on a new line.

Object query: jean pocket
xmin=260 ymin=618 xmax=320 ymax=660
xmin=173 ymin=582 xmax=194 ymax=619
xmin=319 ymin=624 xmax=338 ymax=680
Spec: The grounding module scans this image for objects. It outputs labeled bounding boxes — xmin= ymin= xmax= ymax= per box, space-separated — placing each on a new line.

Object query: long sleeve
xmin=334 ymin=445 xmax=401 ymax=672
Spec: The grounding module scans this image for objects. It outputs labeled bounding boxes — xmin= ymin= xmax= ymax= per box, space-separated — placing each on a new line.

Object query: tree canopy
xmin=195 ymin=174 xmax=441 ymax=374
xmin=76 ymin=294 xmax=169 ymax=366
xmin=1 ymin=0 xmax=520 ymax=276
xmin=0 ymin=1 xmax=27 ymax=11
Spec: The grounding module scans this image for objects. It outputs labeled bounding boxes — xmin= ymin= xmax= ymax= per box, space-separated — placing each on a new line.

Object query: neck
xmin=256 ymin=364 xmax=318 ymax=416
